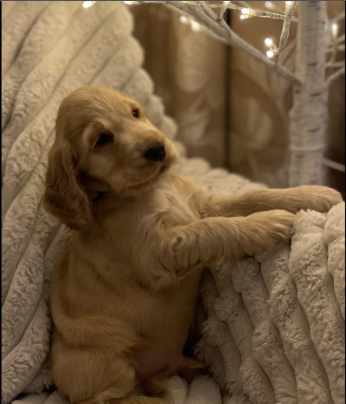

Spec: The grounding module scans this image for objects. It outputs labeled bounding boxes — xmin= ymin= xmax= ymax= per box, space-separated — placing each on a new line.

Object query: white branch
xmin=83 ymin=0 xmax=300 ymax=85
xmin=237 ymin=0 xmax=251 ymax=8
xmin=217 ymin=1 xmax=229 ymax=21
xmin=327 ymin=32 xmax=344 ymax=64
xmin=329 ymin=44 xmax=338 ymax=65
xmin=336 ymin=33 xmax=345 ymax=44
xmin=326 ymin=60 xmax=345 ymax=69
xmin=264 ymin=1 xmax=298 ymax=22
xmin=156 ymin=1 xmax=301 ymax=85
xmin=289 ymin=1 xmax=328 ymax=186
xmin=275 ymin=38 xmax=296 ymax=71
xmin=251 ymin=8 xmax=297 ymax=22
xmin=322 ymin=158 xmax=345 ymax=173
xmin=264 ymin=1 xmax=285 ymax=13
xmin=327 ymin=66 xmax=345 ymax=84
xmin=332 ymin=10 xmax=345 ymax=23
xmin=275 ymin=2 xmax=297 ymax=63
xmin=326 ymin=44 xmax=345 ymax=53
xmin=209 ymin=2 xmax=298 ymax=22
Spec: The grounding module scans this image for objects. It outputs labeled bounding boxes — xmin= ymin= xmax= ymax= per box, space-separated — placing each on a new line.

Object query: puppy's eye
xmin=94 ymin=133 xmax=113 ymax=147
xmin=132 ymin=108 xmax=140 ymax=119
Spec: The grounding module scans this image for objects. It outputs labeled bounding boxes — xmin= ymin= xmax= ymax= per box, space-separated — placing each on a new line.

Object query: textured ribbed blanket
xmin=2 ymin=1 xmax=177 ymax=402
xmin=193 ymin=175 xmax=345 ymax=404
xmin=2 ymin=2 xmax=345 ymax=404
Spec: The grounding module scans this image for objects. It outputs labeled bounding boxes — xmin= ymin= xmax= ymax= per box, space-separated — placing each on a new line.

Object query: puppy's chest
xmin=159 ymin=189 xmax=199 ymax=226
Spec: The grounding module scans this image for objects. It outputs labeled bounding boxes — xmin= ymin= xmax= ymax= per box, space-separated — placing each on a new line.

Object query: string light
xmin=331 ymin=23 xmax=339 ymax=39
xmin=265 ymin=38 xmax=273 ymax=46
xmin=191 ymin=20 xmax=200 ymax=31
xmin=83 ymin=0 xmax=137 ymax=8
xmin=83 ymin=1 xmax=96 ymax=8
xmin=264 ymin=37 xmax=277 ymax=57
xmin=265 ymin=1 xmax=273 ymax=9
xmin=239 ymin=8 xmax=254 ymax=20
xmin=178 ymin=14 xmax=201 ymax=33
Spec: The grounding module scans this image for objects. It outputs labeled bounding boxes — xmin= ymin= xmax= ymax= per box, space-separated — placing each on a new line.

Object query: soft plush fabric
xmin=176 ymin=160 xmax=345 ymax=404
xmin=1 ymin=2 xmax=176 ymax=402
xmin=195 ymin=198 xmax=345 ymax=404
xmin=8 ymin=154 xmax=345 ymax=404
xmin=2 ymin=2 xmax=345 ymax=404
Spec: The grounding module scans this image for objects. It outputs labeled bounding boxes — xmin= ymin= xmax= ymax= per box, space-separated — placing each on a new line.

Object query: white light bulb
xmin=83 ymin=1 xmax=95 ymax=8
xmin=265 ymin=38 xmax=273 ymax=46
xmin=191 ymin=20 xmax=200 ymax=31
xmin=331 ymin=23 xmax=338 ymax=38
xmin=124 ymin=1 xmax=132 ymax=4
xmin=286 ymin=1 xmax=292 ymax=5
xmin=266 ymin=50 xmax=274 ymax=58
xmin=179 ymin=15 xmax=188 ymax=23
xmin=224 ymin=0 xmax=230 ymax=4
xmin=265 ymin=1 xmax=273 ymax=9
xmin=241 ymin=8 xmax=250 ymax=15
xmin=240 ymin=15 xmax=246 ymax=20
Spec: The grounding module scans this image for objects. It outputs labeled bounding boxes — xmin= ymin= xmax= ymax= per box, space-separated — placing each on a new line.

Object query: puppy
xmin=44 ymin=86 xmax=342 ymax=404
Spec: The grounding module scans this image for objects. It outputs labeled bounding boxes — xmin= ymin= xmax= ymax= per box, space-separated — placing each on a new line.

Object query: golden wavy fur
xmin=44 ymin=86 xmax=342 ymax=404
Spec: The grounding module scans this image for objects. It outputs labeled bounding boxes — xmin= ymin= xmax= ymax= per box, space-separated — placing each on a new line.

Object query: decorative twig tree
xmin=83 ymin=0 xmax=345 ymax=186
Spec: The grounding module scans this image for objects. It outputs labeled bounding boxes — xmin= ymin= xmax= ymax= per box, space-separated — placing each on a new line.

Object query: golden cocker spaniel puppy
xmin=44 ymin=86 xmax=342 ymax=404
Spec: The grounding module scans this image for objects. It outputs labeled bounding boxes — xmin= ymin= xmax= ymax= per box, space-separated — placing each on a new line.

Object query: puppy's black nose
xmin=144 ymin=142 xmax=166 ymax=162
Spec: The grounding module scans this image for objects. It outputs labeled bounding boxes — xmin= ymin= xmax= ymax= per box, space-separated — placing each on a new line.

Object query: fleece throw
xmin=8 ymin=153 xmax=346 ymax=404
xmin=2 ymin=2 xmax=345 ymax=404
xmin=2 ymin=1 xmax=177 ymax=402
xmin=192 ymin=172 xmax=345 ymax=404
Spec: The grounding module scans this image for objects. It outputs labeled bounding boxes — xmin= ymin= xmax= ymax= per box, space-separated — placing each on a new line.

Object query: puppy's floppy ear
xmin=44 ymin=140 xmax=91 ymax=230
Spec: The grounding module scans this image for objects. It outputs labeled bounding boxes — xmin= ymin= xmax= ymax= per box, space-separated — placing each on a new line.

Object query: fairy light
xmin=191 ymin=20 xmax=200 ymax=31
xmin=239 ymin=8 xmax=254 ymax=20
xmin=265 ymin=1 xmax=273 ymax=9
xmin=178 ymin=14 xmax=201 ymax=33
xmin=265 ymin=37 xmax=277 ymax=57
xmin=331 ymin=23 xmax=339 ymax=39
xmin=83 ymin=1 xmax=96 ymax=8
xmin=265 ymin=38 xmax=273 ymax=46
xmin=264 ymin=1 xmax=274 ymax=10
xmin=265 ymin=37 xmax=276 ymax=48
xmin=84 ymin=0 xmax=139 ymax=9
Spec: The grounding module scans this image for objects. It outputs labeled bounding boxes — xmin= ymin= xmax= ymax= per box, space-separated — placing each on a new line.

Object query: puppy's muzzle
xmin=144 ymin=141 xmax=166 ymax=162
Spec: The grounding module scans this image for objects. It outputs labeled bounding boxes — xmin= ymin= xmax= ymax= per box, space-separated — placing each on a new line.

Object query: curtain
xmin=131 ymin=1 xmax=345 ymax=195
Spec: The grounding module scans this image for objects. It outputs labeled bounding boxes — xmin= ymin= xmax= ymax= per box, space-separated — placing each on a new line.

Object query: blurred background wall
xmin=131 ymin=1 xmax=345 ymax=196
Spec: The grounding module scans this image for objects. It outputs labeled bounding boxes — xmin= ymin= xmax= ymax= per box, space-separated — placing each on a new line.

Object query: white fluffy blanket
xmin=2 ymin=1 xmax=177 ymax=402
xmin=2 ymin=2 xmax=345 ymax=404
xmin=178 ymin=162 xmax=345 ymax=404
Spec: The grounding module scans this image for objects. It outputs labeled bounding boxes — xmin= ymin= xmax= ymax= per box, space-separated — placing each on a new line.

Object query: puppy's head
xmin=44 ymin=86 xmax=178 ymax=230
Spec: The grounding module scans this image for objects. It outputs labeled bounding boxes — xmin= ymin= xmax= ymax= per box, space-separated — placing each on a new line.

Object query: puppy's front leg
xmin=157 ymin=210 xmax=296 ymax=282
xmin=205 ymin=186 xmax=342 ymax=218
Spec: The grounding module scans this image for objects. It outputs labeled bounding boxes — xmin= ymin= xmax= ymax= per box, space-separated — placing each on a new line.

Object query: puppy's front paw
xmin=294 ymin=185 xmax=343 ymax=213
xmin=242 ymin=210 xmax=296 ymax=255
